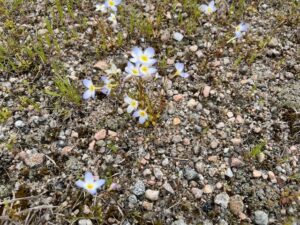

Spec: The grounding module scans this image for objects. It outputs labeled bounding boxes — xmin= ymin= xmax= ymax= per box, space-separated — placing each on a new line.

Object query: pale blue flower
xmin=139 ymin=64 xmax=157 ymax=77
xmin=101 ymin=76 xmax=113 ymax=95
xmin=95 ymin=3 xmax=107 ymax=12
xmin=105 ymin=0 xmax=121 ymax=12
xmin=175 ymin=63 xmax=189 ymax=78
xmin=130 ymin=47 xmax=157 ymax=66
xmin=124 ymin=96 xmax=139 ymax=113
xmin=125 ymin=62 xmax=141 ymax=78
xmin=235 ymin=22 xmax=249 ymax=39
xmin=108 ymin=13 xmax=117 ymax=26
xmin=83 ymin=79 xmax=96 ymax=100
xmin=133 ymin=109 xmax=148 ymax=124
xmin=75 ymin=172 xmax=105 ymax=195
xmin=200 ymin=1 xmax=217 ymax=15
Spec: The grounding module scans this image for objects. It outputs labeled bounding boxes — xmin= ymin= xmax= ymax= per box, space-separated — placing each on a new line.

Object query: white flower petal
xmin=139 ymin=116 xmax=147 ymax=124
xmin=144 ymin=47 xmax=155 ymax=58
xmin=75 ymin=180 xmax=86 ymax=188
xmin=101 ymin=76 xmax=110 ymax=84
xmin=146 ymin=58 xmax=157 ymax=66
xmin=84 ymin=172 xmax=94 ymax=183
xmin=127 ymin=105 xmax=134 ymax=113
xmin=175 ymin=63 xmax=184 ymax=72
xmin=83 ymin=79 xmax=93 ymax=88
xmin=83 ymin=90 xmax=93 ymax=100
xmin=133 ymin=110 xmax=140 ymax=118
xmin=131 ymin=47 xmax=142 ymax=58
xmin=87 ymin=188 xmax=97 ymax=195
xmin=180 ymin=73 xmax=190 ymax=78
xmin=124 ymin=96 xmax=132 ymax=104
xmin=235 ymin=31 xmax=242 ymax=39
xmin=209 ymin=1 xmax=215 ymax=8
xmin=148 ymin=67 xmax=157 ymax=74
xmin=95 ymin=179 xmax=106 ymax=189
xmin=200 ymin=4 xmax=208 ymax=12
xmin=115 ymin=0 xmax=121 ymax=5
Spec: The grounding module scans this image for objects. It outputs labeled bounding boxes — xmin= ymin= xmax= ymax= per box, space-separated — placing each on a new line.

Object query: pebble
xmin=210 ymin=140 xmax=219 ymax=149
xmin=143 ymin=169 xmax=151 ymax=176
xmin=191 ymin=188 xmax=203 ymax=199
xmin=132 ymin=180 xmax=145 ymax=196
xmin=145 ymin=189 xmax=159 ymax=201
xmin=173 ymin=94 xmax=183 ymax=102
xmin=254 ymin=210 xmax=269 ymax=225
xmin=187 ymin=99 xmax=198 ymax=109
xmin=172 ymin=135 xmax=182 ymax=143
xmin=153 ymin=168 xmax=163 ymax=180
xmin=78 ymin=219 xmax=93 ymax=225
xmin=229 ymin=195 xmax=244 ymax=216
xmin=230 ymin=158 xmax=244 ymax=167
xmin=195 ymin=161 xmax=205 ymax=173
xmin=61 ymin=146 xmax=73 ymax=155
xmin=15 ymin=120 xmax=25 ymax=128
xmin=88 ymin=140 xmax=95 ymax=151
xmin=94 ymin=129 xmax=106 ymax=140
xmin=173 ymin=32 xmax=184 ymax=41
xmin=23 ymin=153 xmax=44 ymax=167
xmin=231 ymin=138 xmax=242 ymax=146
xmin=162 ymin=158 xmax=169 ymax=166
xmin=183 ymin=167 xmax=198 ymax=181
xmin=203 ymin=184 xmax=214 ymax=194
xmin=214 ymin=192 xmax=230 ymax=208
xmin=94 ymin=60 xmax=109 ymax=70
xmin=258 ymin=152 xmax=266 ymax=162
xmin=225 ymin=168 xmax=234 ymax=178
xmin=216 ymin=122 xmax=225 ymax=129
xmin=203 ymin=86 xmax=211 ymax=97
xmin=173 ymin=117 xmax=181 ymax=125
xmin=163 ymin=182 xmax=175 ymax=194
xmin=196 ymin=50 xmax=204 ymax=58
xmin=267 ymin=171 xmax=277 ymax=183
xmin=172 ymin=219 xmax=186 ymax=225
xmin=142 ymin=201 xmax=153 ymax=211
xmin=128 ymin=194 xmax=138 ymax=206
xmin=189 ymin=45 xmax=198 ymax=52
xmin=253 ymin=170 xmax=262 ymax=178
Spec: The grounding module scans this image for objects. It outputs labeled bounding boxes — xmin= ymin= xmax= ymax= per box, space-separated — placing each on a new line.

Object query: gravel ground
xmin=0 ymin=0 xmax=299 ymax=225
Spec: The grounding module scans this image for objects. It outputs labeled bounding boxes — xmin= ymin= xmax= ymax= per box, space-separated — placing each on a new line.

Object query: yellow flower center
xmin=107 ymin=83 xmax=113 ymax=89
xmin=140 ymin=55 xmax=149 ymax=62
xmin=89 ymin=85 xmax=95 ymax=91
xmin=236 ymin=25 xmax=241 ymax=32
xmin=86 ymin=183 xmax=95 ymax=190
xmin=140 ymin=111 xmax=146 ymax=117
xmin=207 ymin=7 xmax=212 ymax=14
xmin=131 ymin=101 xmax=137 ymax=107
xmin=141 ymin=66 xmax=149 ymax=73
xmin=175 ymin=70 xmax=181 ymax=76
xmin=132 ymin=69 xmax=139 ymax=75
xmin=108 ymin=0 xmax=115 ymax=7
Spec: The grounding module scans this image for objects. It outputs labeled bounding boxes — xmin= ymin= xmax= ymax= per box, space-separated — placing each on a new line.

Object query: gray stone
xmin=254 ymin=210 xmax=269 ymax=225
xmin=145 ymin=189 xmax=159 ymax=201
xmin=173 ymin=32 xmax=184 ymax=41
xmin=128 ymin=194 xmax=138 ymax=205
xmin=171 ymin=219 xmax=186 ymax=225
xmin=153 ymin=168 xmax=164 ymax=180
xmin=214 ymin=192 xmax=230 ymax=208
xmin=183 ymin=167 xmax=198 ymax=181
xmin=14 ymin=120 xmax=25 ymax=128
xmin=132 ymin=180 xmax=145 ymax=196
xmin=78 ymin=219 xmax=93 ymax=225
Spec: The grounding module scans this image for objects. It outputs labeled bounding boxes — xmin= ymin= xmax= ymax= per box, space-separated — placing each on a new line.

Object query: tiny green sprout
xmin=75 ymin=172 xmax=105 ymax=195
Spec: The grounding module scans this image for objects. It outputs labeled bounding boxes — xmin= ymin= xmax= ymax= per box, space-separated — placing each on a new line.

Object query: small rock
xmin=203 ymin=184 xmax=214 ymax=194
xmin=254 ymin=210 xmax=269 ymax=225
xmin=229 ymin=195 xmax=244 ymax=216
xmin=191 ymin=188 xmax=203 ymax=199
xmin=183 ymin=167 xmax=198 ymax=181
xmin=88 ymin=140 xmax=95 ymax=151
xmin=132 ymin=180 xmax=145 ymax=196
xmin=171 ymin=219 xmax=186 ymax=225
xmin=94 ymin=60 xmax=109 ymax=70
xmin=143 ymin=169 xmax=151 ymax=176
xmin=227 ymin=112 xmax=234 ymax=118
xmin=153 ymin=168 xmax=163 ymax=180
xmin=172 ymin=135 xmax=182 ymax=143
xmin=210 ymin=140 xmax=219 ymax=149
xmin=173 ymin=94 xmax=183 ymax=102
xmin=173 ymin=117 xmax=181 ymax=125
xmin=231 ymin=138 xmax=242 ymax=146
xmin=258 ymin=152 xmax=265 ymax=163
xmin=78 ymin=219 xmax=93 ymax=225
xmin=15 ymin=120 xmax=25 ymax=128
xmin=161 ymin=30 xmax=171 ymax=41
xmin=162 ymin=158 xmax=169 ymax=166
xmin=196 ymin=50 xmax=204 ymax=58
xmin=195 ymin=161 xmax=205 ymax=173
xmin=94 ymin=129 xmax=106 ymax=140
xmin=71 ymin=131 xmax=79 ymax=138
xmin=145 ymin=189 xmax=159 ymax=201
xmin=253 ymin=170 xmax=262 ymax=178
xmin=61 ymin=146 xmax=73 ymax=155
xmin=230 ymin=158 xmax=244 ymax=167
xmin=128 ymin=194 xmax=138 ymax=205
xmin=225 ymin=168 xmax=234 ymax=178
xmin=163 ymin=182 xmax=175 ymax=194
xmin=267 ymin=171 xmax=277 ymax=183
xmin=24 ymin=153 xmax=44 ymax=167
xmin=173 ymin=32 xmax=184 ymax=41
xmin=203 ymin=86 xmax=211 ymax=97
xmin=189 ymin=45 xmax=198 ymax=52
xmin=187 ymin=99 xmax=198 ymax=109
xmin=268 ymin=37 xmax=280 ymax=47
xmin=142 ymin=201 xmax=153 ymax=211
xmin=214 ymin=192 xmax=230 ymax=208
xmin=216 ymin=122 xmax=225 ymax=129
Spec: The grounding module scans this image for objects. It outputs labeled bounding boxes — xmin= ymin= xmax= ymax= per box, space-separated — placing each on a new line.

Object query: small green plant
xmin=249 ymin=140 xmax=266 ymax=158
xmin=0 ymin=107 xmax=12 ymax=123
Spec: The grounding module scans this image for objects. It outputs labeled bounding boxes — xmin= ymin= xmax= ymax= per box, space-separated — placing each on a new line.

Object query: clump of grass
xmin=0 ymin=107 xmax=12 ymax=123
xmin=249 ymin=140 xmax=266 ymax=158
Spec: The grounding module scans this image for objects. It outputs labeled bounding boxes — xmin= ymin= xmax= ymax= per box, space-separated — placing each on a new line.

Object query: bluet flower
xmin=101 ymin=76 xmax=114 ymax=95
xmin=125 ymin=62 xmax=141 ymax=78
xmin=83 ymin=79 xmax=96 ymax=100
xmin=235 ymin=22 xmax=249 ymax=39
xmin=133 ymin=109 xmax=148 ymax=124
xmin=95 ymin=3 xmax=107 ymax=12
xmin=200 ymin=1 xmax=217 ymax=15
xmin=75 ymin=172 xmax=105 ymax=195
xmin=130 ymin=47 xmax=157 ymax=66
xmin=124 ymin=96 xmax=139 ymax=113
xmin=105 ymin=0 xmax=121 ymax=12
xmin=139 ymin=64 xmax=157 ymax=77
xmin=174 ymin=63 xmax=189 ymax=78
